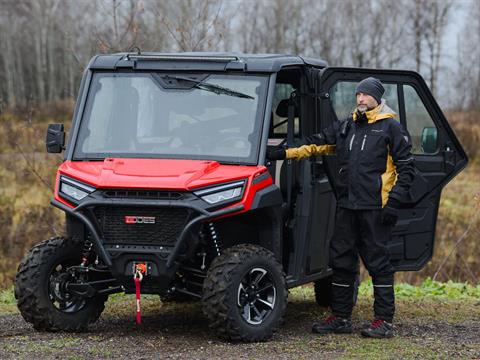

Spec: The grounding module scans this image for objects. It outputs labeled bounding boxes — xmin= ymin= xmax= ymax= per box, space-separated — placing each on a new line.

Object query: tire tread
xmin=202 ymin=244 xmax=287 ymax=342
xmin=14 ymin=237 xmax=106 ymax=332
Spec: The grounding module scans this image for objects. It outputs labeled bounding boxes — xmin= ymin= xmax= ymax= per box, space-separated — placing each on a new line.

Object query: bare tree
xmin=0 ymin=0 xmax=19 ymax=106
xmin=374 ymin=0 xmax=410 ymax=68
xmin=237 ymin=0 xmax=269 ymax=53
xmin=0 ymin=0 xmax=474 ymax=108
xmin=408 ymin=0 xmax=431 ymax=72
xmin=151 ymin=0 xmax=229 ymax=52
xmin=92 ymin=0 xmax=143 ymax=53
xmin=454 ymin=0 xmax=480 ymax=109
xmin=423 ymin=0 xmax=453 ymax=95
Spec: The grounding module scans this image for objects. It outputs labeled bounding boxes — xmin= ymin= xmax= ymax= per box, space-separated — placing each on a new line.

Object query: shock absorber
xmin=81 ymin=233 xmax=93 ymax=267
xmin=208 ymin=222 xmax=222 ymax=256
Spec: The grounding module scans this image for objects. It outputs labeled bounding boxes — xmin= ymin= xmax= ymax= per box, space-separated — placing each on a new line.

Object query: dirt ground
xmin=0 ymin=291 xmax=479 ymax=360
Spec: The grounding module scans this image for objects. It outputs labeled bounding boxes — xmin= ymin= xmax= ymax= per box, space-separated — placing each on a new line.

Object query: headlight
xmin=194 ymin=181 xmax=245 ymax=205
xmin=201 ymin=187 xmax=243 ymax=204
xmin=59 ymin=176 xmax=95 ymax=203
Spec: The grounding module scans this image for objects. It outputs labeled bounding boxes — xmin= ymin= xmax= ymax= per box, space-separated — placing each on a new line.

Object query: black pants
xmin=329 ymin=207 xmax=395 ymax=322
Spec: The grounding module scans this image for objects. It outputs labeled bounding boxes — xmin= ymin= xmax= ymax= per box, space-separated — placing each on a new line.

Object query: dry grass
xmin=0 ymin=105 xmax=479 ymax=288
xmin=392 ymin=159 xmax=480 ymax=284
xmin=447 ymin=110 xmax=480 ymax=160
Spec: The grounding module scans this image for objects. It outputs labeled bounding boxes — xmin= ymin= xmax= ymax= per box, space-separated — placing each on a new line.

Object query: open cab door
xmin=316 ymin=67 xmax=468 ymax=271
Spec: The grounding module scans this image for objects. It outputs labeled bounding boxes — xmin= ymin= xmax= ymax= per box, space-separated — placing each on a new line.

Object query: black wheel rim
xmin=237 ymin=267 xmax=276 ymax=325
xmin=48 ymin=263 xmax=86 ymax=313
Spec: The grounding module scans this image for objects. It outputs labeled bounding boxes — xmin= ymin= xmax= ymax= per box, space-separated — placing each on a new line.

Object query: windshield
xmin=73 ymin=72 xmax=268 ymax=164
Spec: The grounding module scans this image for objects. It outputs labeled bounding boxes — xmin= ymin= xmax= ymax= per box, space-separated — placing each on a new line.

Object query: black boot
xmin=361 ymin=319 xmax=394 ymax=338
xmin=312 ymin=315 xmax=352 ymax=334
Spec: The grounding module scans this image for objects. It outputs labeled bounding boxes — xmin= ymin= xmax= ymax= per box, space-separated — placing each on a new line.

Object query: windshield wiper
xmin=163 ymin=75 xmax=254 ymax=100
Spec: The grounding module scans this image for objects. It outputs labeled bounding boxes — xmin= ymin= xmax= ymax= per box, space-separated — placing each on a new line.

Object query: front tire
xmin=202 ymin=244 xmax=287 ymax=342
xmin=14 ymin=237 xmax=107 ymax=332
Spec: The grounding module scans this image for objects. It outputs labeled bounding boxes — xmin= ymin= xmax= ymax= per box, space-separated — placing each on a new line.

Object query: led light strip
xmin=60 ymin=176 xmax=96 ymax=193
xmin=193 ymin=181 xmax=245 ymax=196
xmin=126 ymin=54 xmax=239 ymax=62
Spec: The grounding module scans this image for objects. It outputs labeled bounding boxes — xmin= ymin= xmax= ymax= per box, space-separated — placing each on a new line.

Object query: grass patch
xmin=288 ymin=278 xmax=480 ymax=303
xmin=0 ymin=286 xmax=15 ymax=304
xmin=337 ymin=337 xmax=444 ymax=360
xmin=0 ymin=286 xmax=17 ymax=314
xmin=363 ymin=277 xmax=480 ymax=299
xmin=1 ymin=337 xmax=83 ymax=357
xmin=3 ymin=279 xmax=478 ymax=317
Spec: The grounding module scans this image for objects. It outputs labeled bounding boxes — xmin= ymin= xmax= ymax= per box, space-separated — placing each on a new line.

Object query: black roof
xmin=88 ymin=52 xmax=328 ymax=72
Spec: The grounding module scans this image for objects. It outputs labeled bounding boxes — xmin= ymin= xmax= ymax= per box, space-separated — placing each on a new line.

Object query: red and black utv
xmin=14 ymin=52 xmax=467 ymax=342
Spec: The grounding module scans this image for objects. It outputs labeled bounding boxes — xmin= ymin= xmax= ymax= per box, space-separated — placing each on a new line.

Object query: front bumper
xmin=51 ymin=194 xmax=243 ymax=292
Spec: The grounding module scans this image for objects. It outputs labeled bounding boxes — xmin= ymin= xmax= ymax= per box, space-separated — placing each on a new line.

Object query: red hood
xmin=58 ymin=158 xmax=263 ymax=190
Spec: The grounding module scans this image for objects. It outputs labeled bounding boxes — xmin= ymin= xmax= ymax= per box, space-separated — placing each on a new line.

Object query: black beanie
xmin=355 ymin=77 xmax=385 ymax=105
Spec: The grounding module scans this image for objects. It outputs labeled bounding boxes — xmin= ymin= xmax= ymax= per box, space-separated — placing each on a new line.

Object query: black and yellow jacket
xmin=286 ymin=101 xmax=415 ymax=210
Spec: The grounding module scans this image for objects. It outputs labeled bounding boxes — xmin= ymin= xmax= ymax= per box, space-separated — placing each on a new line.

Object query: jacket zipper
xmin=361 ymin=134 xmax=367 ymax=151
xmin=349 ymin=134 xmax=355 ymax=151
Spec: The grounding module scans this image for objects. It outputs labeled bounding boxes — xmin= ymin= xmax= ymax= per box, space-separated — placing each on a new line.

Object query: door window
xmin=329 ymin=81 xmax=438 ymax=154
xmin=329 ymin=81 xmax=400 ymax=121
xmin=403 ymin=85 xmax=438 ymax=154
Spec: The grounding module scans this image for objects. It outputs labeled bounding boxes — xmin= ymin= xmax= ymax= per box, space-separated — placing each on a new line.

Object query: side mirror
xmin=421 ymin=127 xmax=438 ymax=154
xmin=46 ymin=123 xmax=65 ymax=153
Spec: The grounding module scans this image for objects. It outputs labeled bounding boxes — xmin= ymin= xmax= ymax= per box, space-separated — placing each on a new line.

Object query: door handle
xmin=443 ymin=143 xmax=456 ymax=173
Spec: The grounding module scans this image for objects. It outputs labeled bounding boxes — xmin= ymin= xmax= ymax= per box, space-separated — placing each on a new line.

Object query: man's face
xmin=356 ymin=92 xmax=378 ymax=113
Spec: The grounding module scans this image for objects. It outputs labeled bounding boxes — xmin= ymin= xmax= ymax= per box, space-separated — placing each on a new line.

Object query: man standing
xmin=267 ymin=77 xmax=415 ymax=338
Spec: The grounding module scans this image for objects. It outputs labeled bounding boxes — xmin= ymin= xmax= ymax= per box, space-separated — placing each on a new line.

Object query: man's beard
xmin=357 ymin=104 xmax=368 ymax=113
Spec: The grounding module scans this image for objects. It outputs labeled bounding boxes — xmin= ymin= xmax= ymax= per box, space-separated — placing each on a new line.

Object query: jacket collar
xmin=352 ymin=100 xmax=397 ymax=124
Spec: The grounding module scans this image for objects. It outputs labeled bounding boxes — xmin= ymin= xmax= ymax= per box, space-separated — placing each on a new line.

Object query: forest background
xmin=0 ymin=0 xmax=479 ymax=288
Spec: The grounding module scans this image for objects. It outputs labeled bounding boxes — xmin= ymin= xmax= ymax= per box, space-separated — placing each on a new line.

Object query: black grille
xmin=101 ymin=189 xmax=184 ymax=200
xmin=94 ymin=206 xmax=192 ymax=247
